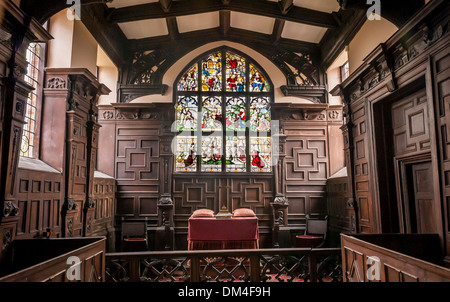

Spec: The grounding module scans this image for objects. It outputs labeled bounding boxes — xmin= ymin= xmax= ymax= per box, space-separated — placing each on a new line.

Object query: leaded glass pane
xmin=175 ymin=136 xmax=197 ymax=172
xmin=201 ymin=52 xmax=222 ymax=91
xmin=202 ymin=96 xmax=222 ymax=132
xmin=226 ymin=52 xmax=246 ymax=92
xmin=226 ymin=135 xmax=246 ymax=172
xmin=178 ymin=64 xmax=198 ymax=91
xmin=176 ymin=96 xmax=198 ymax=131
xmin=249 ymin=63 xmax=270 ymax=92
xmin=201 ymin=135 xmax=222 ymax=172
xmin=226 ymin=96 xmax=246 ymax=132
xmin=250 ymin=97 xmax=271 ymax=132
xmin=250 ymin=137 xmax=271 ymax=172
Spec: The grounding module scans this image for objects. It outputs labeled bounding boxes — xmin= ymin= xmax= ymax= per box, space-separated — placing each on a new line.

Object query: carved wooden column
xmin=43 ymin=68 xmax=110 ymax=238
xmin=156 ymin=195 xmax=174 ymax=250
xmin=84 ymin=92 xmax=101 ymax=237
xmin=270 ymin=194 xmax=288 ymax=248
xmin=333 ymin=84 xmax=358 ymax=233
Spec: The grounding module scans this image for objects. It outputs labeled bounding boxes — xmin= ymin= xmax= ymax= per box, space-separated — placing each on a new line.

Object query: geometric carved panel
xmin=285 ymin=137 xmax=328 ymax=181
xmin=391 ymin=90 xmax=429 ymax=156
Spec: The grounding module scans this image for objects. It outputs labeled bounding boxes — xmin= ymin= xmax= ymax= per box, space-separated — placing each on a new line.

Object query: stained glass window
xmin=175 ymin=48 xmax=272 ymax=173
xmin=201 ymin=52 xmax=222 ymax=92
xmin=175 ymin=136 xmax=197 ymax=172
xmin=176 ymin=96 xmax=198 ymax=131
xmin=250 ymin=137 xmax=272 ymax=172
xmin=250 ymin=97 xmax=271 ymax=132
xmin=226 ymin=97 xmax=246 ymax=132
xmin=201 ymin=135 xmax=223 ymax=172
xmin=226 ymin=52 xmax=246 ymax=92
xmin=202 ymin=96 xmax=222 ymax=132
xmin=178 ymin=64 xmax=198 ymax=91
xmin=250 ymin=63 xmax=270 ymax=92
xmin=21 ymin=43 xmax=43 ymax=158
xmin=226 ymin=135 xmax=246 ymax=172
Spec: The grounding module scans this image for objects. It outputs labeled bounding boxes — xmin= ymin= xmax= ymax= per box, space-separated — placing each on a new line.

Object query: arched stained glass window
xmin=174 ymin=47 xmax=273 ymax=173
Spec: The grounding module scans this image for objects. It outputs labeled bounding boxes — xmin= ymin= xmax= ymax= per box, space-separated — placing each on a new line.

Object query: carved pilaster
xmin=157 ymin=195 xmax=174 ymax=250
xmin=44 ymin=68 xmax=110 ymax=237
xmin=271 ymin=194 xmax=288 ymax=248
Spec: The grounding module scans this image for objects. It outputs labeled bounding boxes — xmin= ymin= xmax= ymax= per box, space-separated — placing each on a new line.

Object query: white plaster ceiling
xmin=230 ymin=12 xmax=275 ymax=35
xmin=112 ymin=0 xmax=338 ymax=43
xmin=281 ymin=21 xmax=328 ymax=43
xmin=177 ymin=12 xmax=220 ymax=34
xmin=293 ymin=0 xmax=341 ymax=13
xmin=118 ymin=18 xmax=168 ymax=39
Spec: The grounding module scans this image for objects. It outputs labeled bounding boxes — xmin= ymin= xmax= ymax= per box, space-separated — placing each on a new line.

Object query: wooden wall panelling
xmin=276 ymin=107 xmax=330 ymax=229
xmin=349 ymin=100 xmax=374 ymax=233
xmin=103 ymin=104 xmax=173 ymax=249
xmin=44 ymin=69 xmax=110 ymax=239
xmin=92 ymin=172 xmax=116 ymax=251
xmin=431 ymin=35 xmax=450 ymax=264
xmin=273 ymin=103 xmax=344 ymax=246
xmin=15 ymin=166 xmax=63 ymax=239
xmin=332 ymin=1 xmax=450 ymax=245
xmin=327 ymin=173 xmax=351 ymax=245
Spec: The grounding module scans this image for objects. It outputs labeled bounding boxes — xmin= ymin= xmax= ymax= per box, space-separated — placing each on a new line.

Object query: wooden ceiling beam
xmin=166 ymin=16 xmax=179 ymax=40
xmin=108 ymin=0 xmax=337 ymax=28
xmin=131 ymin=27 xmax=317 ymax=54
xmin=219 ymin=10 xmax=231 ymax=37
xmin=271 ymin=18 xmax=285 ymax=45
xmin=278 ymin=0 xmax=293 ymax=15
xmin=159 ymin=0 xmax=172 ymax=13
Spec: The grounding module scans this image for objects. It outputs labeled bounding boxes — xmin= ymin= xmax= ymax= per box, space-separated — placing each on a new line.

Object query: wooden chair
xmin=121 ymin=218 xmax=148 ymax=252
xmin=295 ymin=215 xmax=328 ymax=248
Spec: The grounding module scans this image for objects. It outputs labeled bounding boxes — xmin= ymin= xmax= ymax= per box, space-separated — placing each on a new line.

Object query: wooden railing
xmin=341 ymin=234 xmax=450 ymax=282
xmin=105 ymin=247 xmax=342 ymax=282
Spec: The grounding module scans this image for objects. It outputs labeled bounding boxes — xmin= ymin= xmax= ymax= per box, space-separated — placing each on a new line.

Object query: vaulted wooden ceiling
xmin=19 ymin=0 xmax=426 ymax=92
xmin=101 ymin=0 xmax=349 ymax=68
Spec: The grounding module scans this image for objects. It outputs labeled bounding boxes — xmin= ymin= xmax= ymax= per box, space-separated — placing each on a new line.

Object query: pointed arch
xmin=174 ymin=46 xmax=274 ymax=174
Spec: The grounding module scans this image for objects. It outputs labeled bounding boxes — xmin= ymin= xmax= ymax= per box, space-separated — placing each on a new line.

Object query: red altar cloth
xmin=187 ymin=216 xmax=259 ymax=250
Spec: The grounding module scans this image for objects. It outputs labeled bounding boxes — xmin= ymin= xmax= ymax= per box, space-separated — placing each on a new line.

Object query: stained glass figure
xmin=201 ymin=52 xmax=222 ymax=92
xmin=250 ymin=137 xmax=272 ymax=172
xmin=176 ymin=96 xmax=198 ymax=131
xmin=226 ymin=52 xmax=246 ymax=92
xmin=226 ymin=97 xmax=247 ymax=132
xmin=250 ymin=97 xmax=271 ymax=132
xmin=202 ymin=96 xmax=222 ymax=132
xmin=201 ymin=135 xmax=223 ymax=172
xmin=249 ymin=63 xmax=270 ymax=92
xmin=176 ymin=136 xmax=197 ymax=172
xmin=226 ymin=136 xmax=246 ymax=172
xmin=178 ymin=64 xmax=198 ymax=91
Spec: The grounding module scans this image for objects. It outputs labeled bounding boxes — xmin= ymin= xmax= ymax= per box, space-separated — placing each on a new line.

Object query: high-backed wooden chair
xmin=295 ymin=215 xmax=328 ymax=248
xmin=121 ymin=218 xmax=148 ymax=252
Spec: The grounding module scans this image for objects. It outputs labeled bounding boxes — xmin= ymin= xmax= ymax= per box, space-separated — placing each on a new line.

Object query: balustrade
xmin=105 ymin=247 xmax=341 ymax=282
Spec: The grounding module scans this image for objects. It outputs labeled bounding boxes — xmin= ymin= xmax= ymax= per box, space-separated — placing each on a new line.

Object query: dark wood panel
xmin=15 ymin=168 xmax=64 ymax=239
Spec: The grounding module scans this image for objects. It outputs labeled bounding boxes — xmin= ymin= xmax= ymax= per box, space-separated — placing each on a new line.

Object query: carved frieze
xmin=47 ymin=77 xmax=66 ymax=89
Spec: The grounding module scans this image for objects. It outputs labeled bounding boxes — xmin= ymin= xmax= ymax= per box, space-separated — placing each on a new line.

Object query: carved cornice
xmin=280 ymin=85 xmax=327 ymax=103
xmin=119 ymin=84 xmax=168 ymax=103
xmin=106 ymin=102 xmax=174 ymax=121
xmin=332 ymin=0 xmax=449 ymax=105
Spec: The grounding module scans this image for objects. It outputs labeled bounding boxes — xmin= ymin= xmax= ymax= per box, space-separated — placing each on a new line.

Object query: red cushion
xmin=192 ymin=209 xmax=215 ymax=217
xmin=233 ymin=208 xmax=256 ymax=217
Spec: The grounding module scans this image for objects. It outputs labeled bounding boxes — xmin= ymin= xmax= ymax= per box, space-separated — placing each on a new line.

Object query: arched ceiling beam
xmin=108 ymin=0 xmax=338 ymax=29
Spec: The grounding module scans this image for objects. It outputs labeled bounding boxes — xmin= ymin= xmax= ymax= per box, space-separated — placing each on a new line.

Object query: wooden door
xmin=405 ymin=161 xmax=436 ymax=234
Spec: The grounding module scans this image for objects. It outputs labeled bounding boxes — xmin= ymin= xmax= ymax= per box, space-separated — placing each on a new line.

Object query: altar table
xmin=187 ymin=216 xmax=259 ymax=250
